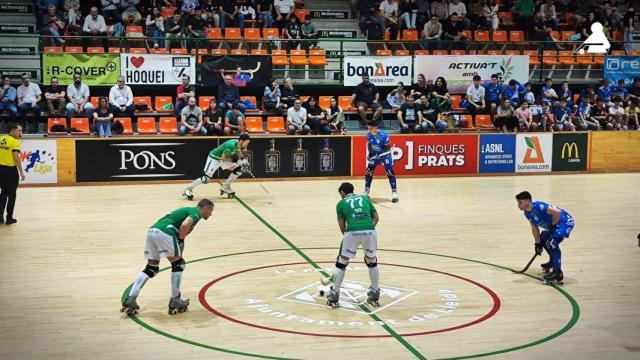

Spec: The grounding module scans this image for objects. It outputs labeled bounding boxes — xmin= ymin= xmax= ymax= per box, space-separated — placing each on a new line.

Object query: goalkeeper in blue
xmin=364 ymin=121 xmax=398 ymax=203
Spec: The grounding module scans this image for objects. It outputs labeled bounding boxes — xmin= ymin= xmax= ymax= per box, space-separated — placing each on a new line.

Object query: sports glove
xmin=534 ymin=243 xmax=543 ymax=256
xmin=178 ymin=237 xmax=185 ymax=245
xmin=231 ymin=154 xmax=239 ymax=163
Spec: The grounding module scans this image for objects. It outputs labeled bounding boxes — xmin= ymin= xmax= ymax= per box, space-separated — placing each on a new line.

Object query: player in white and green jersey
xmin=326 ymin=182 xmax=381 ymax=308
xmin=182 ymin=133 xmax=251 ymax=199
xmin=121 ymin=199 xmax=214 ymax=315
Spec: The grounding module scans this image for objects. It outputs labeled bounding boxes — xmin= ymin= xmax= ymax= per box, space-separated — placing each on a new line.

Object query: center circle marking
xmin=198 ymin=261 xmax=501 ymax=338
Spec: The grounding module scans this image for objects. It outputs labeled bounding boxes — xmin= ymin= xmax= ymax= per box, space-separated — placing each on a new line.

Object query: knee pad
xmin=335 ymin=256 xmax=348 ymax=270
xmin=232 ymin=167 xmax=243 ymax=175
xmin=143 ymin=264 xmax=160 ymax=278
xmin=365 ymin=256 xmax=378 ymax=268
xmin=171 ymin=258 xmax=186 ymax=272
xmin=200 ymin=175 xmax=211 ymax=184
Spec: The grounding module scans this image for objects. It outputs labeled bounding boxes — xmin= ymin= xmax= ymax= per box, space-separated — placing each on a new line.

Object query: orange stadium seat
xmin=47 ymin=118 xmax=67 ymax=134
xmin=395 ymin=49 xmax=409 ymax=56
xmin=319 ymin=96 xmax=332 ymax=109
xmin=309 ymin=49 xmax=328 ymax=66
xmin=241 ymin=96 xmax=258 ymax=110
xmin=290 ymin=50 xmax=308 ymax=66
xmin=561 ymin=31 xmax=576 ymax=41
xmin=523 ymin=50 xmax=541 ymax=65
xmin=136 ymin=117 xmax=157 ymax=134
xmin=89 ymin=97 xmax=100 ymax=109
xmin=510 ymin=31 xmax=524 ymax=42
xmin=171 ymin=48 xmax=188 ymax=54
xmin=272 ymin=49 xmax=289 ymax=66
xmin=499 ymin=12 xmax=513 ymax=25
xmin=243 ymin=28 xmax=261 ymax=44
xmin=376 ymin=49 xmax=392 ymax=56
xmin=206 ymin=28 xmax=223 ymax=46
xmin=458 ymin=115 xmax=474 ymax=130
xmin=402 ymin=30 xmax=418 ymax=41
xmin=43 ymin=46 xmax=62 ymax=53
xmin=262 ymin=28 xmax=280 ymax=39
xmin=492 ymin=31 xmax=507 ymax=42
xmin=199 ymin=96 xmax=214 ymax=111
xmin=339 ymin=96 xmax=355 ymax=110
xmin=210 ymin=48 xmax=228 ymax=55
xmin=542 ymin=50 xmax=559 ymax=66
xmin=159 ymin=117 xmax=178 ymax=134
xmin=87 ymin=47 xmax=105 ymax=54
xmin=251 ymin=48 xmax=268 ymax=55
xmin=432 ymin=50 xmax=448 ymax=55
xmin=267 ymin=116 xmax=286 ymax=133
xmin=155 ymin=96 xmax=174 ymax=112
xmin=486 ymin=50 xmax=501 ymax=55
xmin=108 ymin=47 xmax=121 ymax=53
xmin=474 ymin=30 xmax=489 ymax=42
xmin=451 ymin=95 xmax=464 ymax=111
xmin=231 ymin=49 xmax=248 ymax=55
xmin=451 ymin=49 xmax=466 ymax=55
xmin=558 ymin=51 xmax=576 ymax=65
xmin=133 ymin=96 xmax=153 ymax=113
xmin=114 ymin=117 xmax=133 ymax=134
xmin=161 ymin=6 xmax=175 ymax=19
xmin=475 ymin=114 xmax=494 ymax=129
xmin=128 ymin=47 xmax=148 ymax=54
xmin=65 ymin=46 xmax=83 ymax=53
xmin=505 ymin=50 xmax=521 ymax=55
xmin=414 ymin=49 xmax=429 ymax=55
xmin=70 ymin=118 xmax=91 ymax=134
xmin=245 ymin=116 xmax=265 ymax=133
xmin=150 ymin=48 xmax=169 ymax=54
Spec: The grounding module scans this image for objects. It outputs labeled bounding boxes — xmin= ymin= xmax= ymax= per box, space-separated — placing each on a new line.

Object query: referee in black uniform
xmin=0 ymin=123 xmax=25 ymax=225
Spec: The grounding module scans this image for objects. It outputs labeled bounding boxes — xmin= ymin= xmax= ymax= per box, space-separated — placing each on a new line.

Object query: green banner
xmin=43 ymin=54 xmax=120 ymax=86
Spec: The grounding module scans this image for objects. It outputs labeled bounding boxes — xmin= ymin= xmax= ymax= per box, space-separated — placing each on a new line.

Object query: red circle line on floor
xmin=198 ymin=261 xmax=501 ymax=338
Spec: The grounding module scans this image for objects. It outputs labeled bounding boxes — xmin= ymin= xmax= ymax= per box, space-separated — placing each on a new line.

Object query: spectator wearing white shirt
xmin=466 ymin=75 xmax=486 ymax=116
xmin=274 ymin=0 xmax=295 ymax=29
xmin=16 ymin=73 xmax=42 ymax=133
xmin=607 ymin=97 xmax=626 ymax=130
xmin=83 ymin=7 xmax=108 ymax=50
xmin=379 ymin=0 xmax=399 ymax=35
xmin=66 ymin=72 xmax=94 ymax=120
xmin=448 ymin=0 xmax=470 ymax=29
xmin=422 ymin=14 xmax=443 ymax=50
xmin=287 ymin=99 xmax=310 ymax=135
xmin=109 ymin=76 xmax=134 ymax=118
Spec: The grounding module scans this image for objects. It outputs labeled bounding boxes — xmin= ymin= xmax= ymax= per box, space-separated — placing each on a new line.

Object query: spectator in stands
xmin=523 ymin=82 xmax=536 ymax=104
xmin=431 ymin=0 xmax=449 ymax=21
xmin=44 ymin=76 xmax=66 ymax=118
xmin=165 ymin=10 xmax=184 ymax=50
xmin=418 ymin=95 xmax=438 ymax=130
xmin=108 ymin=75 xmax=134 ymax=118
xmin=503 ymin=79 xmax=525 ymax=106
xmin=281 ymin=77 xmax=299 ymax=108
xmin=422 ymin=14 xmax=443 ymax=50
xmin=442 ymin=13 xmax=468 ymax=50
xmin=591 ymin=97 xmax=609 ymax=129
xmin=303 ymin=96 xmax=325 ymax=134
xmin=466 ymin=75 xmax=486 ymax=116
xmin=181 ymin=0 xmax=199 ymax=15
xmin=274 ymin=0 xmax=295 ymax=29
xmin=431 ymin=76 xmax=452 ymax=114
xmin=398 ymin=95 xmax=425 ymax=133
xmin=467 ymin=0 xmax=486 ymax=30
xmin=63 ymin=0 xmax=81 ymax=32
xmin=41 ymin=5 xmax=66 ymax=46
xmin=264 ymin=79 xmax=285 ymax=114
xmin=256 ymin=0 xmax=273 ymax=28
xmin=597 ymin=78 xmax=612 ymax=105
xmin=358 ymin=0 xmax=379 ymax=32
xmin=121 ymin=0 xmax=142 ymax=25
xmin=101 ymin=0 xmax=121 ymax=23
xmin=218 ymin=75 xmax=244 ymax=113
xmin=608 ymin=97 xmax=626 ymax=130
xmin=552 ymin=99 xmax=575 ymax=131
xmin=610 ymin=79 xmax=628 ymax=105
xmin=175 ymin=74 xmax=195 ymax=116
xmin=223 ymin=104 xmax=246 ymax=135
xmin=145 ymin=6 xmax=166 ymax=49
xmin=494 ymin=97 xmax=518 ymax=133
xmin=325 ymin=97 xmax=346 ymax=134
xmin=17 ymin=73 xmax=42 ymax=133
xmin=484 ymin=74 xmax=502 ymax=115
xmin=379 ymin=0 xmax=399 ymax=39
xmin=185 ymin=6 xmax=206 ymax=51
xmin=415 ymin=0 xmax=430 ymax=31
xmin=540 ymin=0 xmax=559 ymax=30
xmin=399 ymin=0 xmax=418 ymax=30
xmin=387 ymin=82 xmax=406 ymax=111
xmin=36 ymin=0 xmax=59 ymax=30
xmin=286 ymin=99 xmax=309 ymax=135
xmin=623 ymin=7 xmax=635 ymax=53
xmin=83 ymin=6 xmax=108 ymax=50
xmin=239 ymin=4 xmax=256 ymax=24
xmin=203 ymin=98 xmax=224 ymax=135
xmin=365 ymin=19 xmax=384 ymax=41
xmin=483 ymin=0 xmax=499 ymax=31
xmin=449 ymin=0 xmax=470 ymax=29
xmin=352 ymin=75 xmax=382 ymax=124
xmin=580 ymin=83 xmax=596 ymax=104
xmin=558 ymin=81 xmax=573 ymax=107
xmin=537 ymin=101 xmax=555 ymax=131
xmin=201 ymin=0 xmax=220 ymax=27
xmin=0 ymin=76 xmax=17 ymax=124
xmin=627 ymin=77 xmax=640 ymax=103
xmin=515 ymin=100 xmax=536 ymax=131
xmin=219 ymin=0 xmax=245 ymax=30
xmin=579 ymin=12 xmax=597 ymax=41
xmin=411 ymin=74 xmax=431 ymax=102
xmin=512 ymin=0 xmax=535 ymax=36
xmin=179 ymin=97 xmax=207 ymax=136
xmin=576 ymin=96 xmax=600 ymax=130
xmin=625 ymin=97 xmax=640 ymax=130
xmin=532 ymin=12 xmax=562 ymax=50
xmin=301 ymin=16 xmax=319 ymax=50
xmin=93 ymin=96 xmax=113 ymax=137
xmin=541 ymin=78 xmax=558 ymax=105
xmin=284 ymin=16 xmax=302 ymax=50
xmin=66 ymin=72 xmax=94 ymax=122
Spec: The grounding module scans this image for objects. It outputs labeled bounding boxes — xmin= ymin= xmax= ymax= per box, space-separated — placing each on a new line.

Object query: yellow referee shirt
xmin=0 ymin=134 xmax=20 ymax=166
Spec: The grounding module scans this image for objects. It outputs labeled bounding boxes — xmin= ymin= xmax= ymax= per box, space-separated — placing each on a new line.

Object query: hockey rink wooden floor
xmin=0 ymin=174 xmax=639 ymax=360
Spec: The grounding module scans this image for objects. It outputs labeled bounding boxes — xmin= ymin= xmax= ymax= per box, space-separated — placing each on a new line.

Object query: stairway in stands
xmin=0 ymin=1 xmax=41 ymax=84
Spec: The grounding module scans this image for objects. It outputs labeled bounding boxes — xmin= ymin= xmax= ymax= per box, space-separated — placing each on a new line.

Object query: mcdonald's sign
xmin=553 ymin=133 xmax=588 ymax=171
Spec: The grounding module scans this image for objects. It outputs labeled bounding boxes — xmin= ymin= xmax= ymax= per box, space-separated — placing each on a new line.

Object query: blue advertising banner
xmin=604 ymin=56 xmax=640 ymax=86
xmin=479 ymin=134 xmax=516 ymax=173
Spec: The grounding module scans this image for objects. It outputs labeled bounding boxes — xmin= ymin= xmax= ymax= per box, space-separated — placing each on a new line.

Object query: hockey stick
xmin=242 ymin=166 xmax=269 ymax=195
xmin=512 ymin=253 xmax=538 ymax=274
xmin=368 ymin=144 xmax=396 ymax=162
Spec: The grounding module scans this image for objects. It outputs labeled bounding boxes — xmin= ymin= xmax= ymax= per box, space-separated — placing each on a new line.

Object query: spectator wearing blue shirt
xmin=503 ymin=79 xmax=525 ymax=106
xmin=0 ymin=76 xmax=18 ymax=124
xmin=483 ymin=74 xmax=502 ymax=115
xmin=217 ymin=75 xmax=245 ymax=113
xmin=223 ymin=103 xmax=246 ymax=135
xmin=541 ymin=78 xmax=558 ymax=105
xmin=610 ymin=79 xmax=628 ymax=105
xmin=558 ymin=81 xmax=573 ymax=107
xmin=597 ymin=78 xmax=612 ymax=105
xmin=552 ymin=99 xmax=575 ymax=131
xmin=523 ymin=82 xmax=536 ymax=105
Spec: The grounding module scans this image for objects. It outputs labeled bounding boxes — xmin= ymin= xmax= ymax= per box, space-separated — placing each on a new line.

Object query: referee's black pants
xmin=0 ymin=165 xmax=18 ymax=220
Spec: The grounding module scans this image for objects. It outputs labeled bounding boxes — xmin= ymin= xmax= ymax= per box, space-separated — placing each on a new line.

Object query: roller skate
xmin=367 ymin=287 xmax=381 ymax=307
xmin=540 ymin=261 xmax=553 ymax=273
xmin=168 ymin=294 xmax=190 ymax=315
xmin=326 ymin=288 xmax=340 ymax=309
xmin=120 ymin=296 xmax=140 ymax=315
xmin=543 ymin=269 xmax=564 ymax=285
xmin=391 ymin=190 xmax=399 ymax=203
xmin=182 ymin=188 xmax=194 ymax=201
xmin=220 ymin=184 xmax=235 ymax=199
xmin=364 ymin=187 xmax=370 ymax=197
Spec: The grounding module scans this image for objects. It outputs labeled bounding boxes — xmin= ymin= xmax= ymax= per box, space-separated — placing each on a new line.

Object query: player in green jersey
xmin=121 ymin=199 xmax=214 ymax=315
xmin=182 ymin=133 xmax=251 ymax=199
xmin=326 ymin=182 xmax=381 ymax=308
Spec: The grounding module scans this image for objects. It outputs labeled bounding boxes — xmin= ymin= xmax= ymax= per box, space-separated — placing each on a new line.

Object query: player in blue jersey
xmin=516 ymin=191 xmax=575 ymax=284
xmin=364 ymin=121 xmax=398 ymax=203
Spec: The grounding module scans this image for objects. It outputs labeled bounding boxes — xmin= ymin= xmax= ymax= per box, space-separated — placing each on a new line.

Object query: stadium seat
xmin=251 ymin=48 xmax=267 ymax=55
xmin=576 ymin=53 xmax=595 ymax=66
xmin=458 ymin=115 xmax=474 ymax=130
xmin=451 ymin=49 xmax=466 ymax=55
xmin=267 ymin=116 xmax=286 ymax=133
xmin=558 ymin=51 xmax=576 ymax=65
xmin=505 ymin=50 xmax=521 ymax=55
xmin=293 ymin=8 xmax=309 ymax=22
xmin=451 ymin=95 xmax=464 ymax=111
xmin=89 ymin=97 xmax=100 ymax=109
xmin=299 ymin=95 xmax=310 ymax=104
xmin=47 ymin=118 xmax=67 ymax=134
xmin=523 ymin=50 xmax=540 ymax=65
xmin=159 ymin=117 xmax=178 ymax=134
xmin=290 ymin=50 xmax=308 ymax=66
xmin=43 ymin=46 xmax=62 ymax=53
xmin=125 ymin=26 xmax=145 ymax=47
xmin=319 ymin=96 xmax=332 ymax=109
xmin=376 ymin=49 xmax=392 ymax=56
xmin=612 ymin=31 xmax=623 ymax=42
xmin=231 ymin=49 xmax=248 ymax=55
xmin=199 ymin=96 xmax=214 ymax=111
xmin=402 ymin=30 xmax=418 ymax=41
xmin=224 ymin=27 xmax=242 ymax=44
xmin=245 ymin=116 xmax=265 ymax=133
xmin=150 ymin=48 xmax=169 ymax=54
xmin=395 ymin=49 xmax=409 ymax=56
xmin=155 ymin=96 xmax=174 ymax=112
xmin=561 ymin=31 xmax=576 ymax=41
xmin=272 ymin=49 xmax=289 ymax=66
xmin=550 ymin=31 xmax=560 ymax=41
xmin=309 ymin=49 xmax=328 ymax=66
xmin=241 ymin=96 xmax=258 ymax=110
xmin=133 ymin=96 xmax=153 ymax=113
xmin=87 ymin=47 xmax=104 ymax=54
xmin=108 ymin=47 xmax=121 ymax=53
xmin=498 ymin=12 xmax=513 ymax=25
xmin=171 ymin=48 xmax=188 ymax=54
xmin=161 ymin=6 xmax=175 ymax=19
xmin=414 ymin=49 xmax=429 ymax=55
xmin=432 ymin=50 xmax=448 ymax=55
xmin=474 ymin=30 xmax=489 ymax=42
xmin=509 ymin=31 xmax=524 ymax=42
xmin=70 ymin=118 xmax=91 ymax=134
xmin=594 ymin=55 xmax=605 ymax=65
xmin=475 ymin=114 xmax=494 ymax=129
xmin=243 ymin=28 xmax=261 ymax=44
xmin=210 ymin=48 xmax=228 ymax=55
xmin=114 ymin=117 xmax=133 ymax=134
xmin=611 ymin=50 xmax=626 ymax=56
xmin=191 ymin=48 xmax=208 ymax=63
xmin=492 ymin=30 xmax=507 ymax=42
xmin=486 ymin=50 xmax=501 ymax=55
xmin=137 ymin=117 xmax=157 ymax=134
xmin=542 ymin=50 xmax=559 ymax=66
xmin=65 ymin=46 xmax=83 ymax=53
xmin=339 ymin=96 xmax=354 ymax=110
xmin=262 ymin=28 xmax=280 ymax=40
xmin=463 ymin=30 xmax=472 ymax=40
xmin=206 ymin=28 xmax=223 ymax=45
xmin=128 ymin=48 xmax=147 ymax=54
